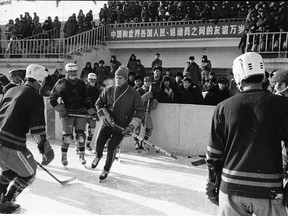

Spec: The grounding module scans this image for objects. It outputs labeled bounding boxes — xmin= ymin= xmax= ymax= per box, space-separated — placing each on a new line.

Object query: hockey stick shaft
xmin=113 ymin=123 xmax=177 ymax=159
xmin=36 ymin=161 xmax=76 ymax=185
xmin=68 ymin=113 xmax=98 ymax=121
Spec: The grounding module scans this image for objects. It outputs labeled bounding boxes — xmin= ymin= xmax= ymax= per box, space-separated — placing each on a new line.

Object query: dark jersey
xmin=207 ymin=89 xmax=288 ymax=199
xmin=0 ymin=84 xmax=46 ymax=151
xmin=49 ymin=78 xmax=93 ymax=114
xmin=85 ymin=83 xmax=101 ymax=108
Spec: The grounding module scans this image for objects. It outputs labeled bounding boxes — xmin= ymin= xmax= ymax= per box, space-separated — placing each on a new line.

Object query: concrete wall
xmin=45 ymin=97 xmax=215 ymax=156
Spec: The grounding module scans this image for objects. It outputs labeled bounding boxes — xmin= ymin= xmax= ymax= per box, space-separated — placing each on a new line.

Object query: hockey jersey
xmin=207 ymin=89 xmax=288 ymax=199
xmin=0 ymin=84 xmax=46 ymax=151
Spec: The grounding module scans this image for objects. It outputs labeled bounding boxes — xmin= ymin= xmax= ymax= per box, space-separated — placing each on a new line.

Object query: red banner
xmin=107 ymin=21 xmax=246 ymax=41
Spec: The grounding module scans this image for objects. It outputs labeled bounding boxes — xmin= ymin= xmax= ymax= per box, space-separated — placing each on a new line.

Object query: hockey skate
xmin=135 ymin=142 xmax=140 ymax=150
xmin=86 ymin=143 xmax=93 ymax=151
xmin=0 ymin=201 xmax=21 ymax=214
xmin=61 ymin=153 xmax=68 ymax=166
xmin=91 ymin=156 xmax=100 ymax=169
xmin=79 ymin=153 xmax=86 ymax=165
xmin=99 ymin=170 xmax=109 ymax=182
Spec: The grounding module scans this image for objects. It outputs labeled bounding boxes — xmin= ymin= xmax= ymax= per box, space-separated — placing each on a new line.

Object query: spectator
xmin=32 ymin=12 xmax=39 ymax=25
xmin=201 ymin=55 xmax=212 ymax=85
xmin=133 ymin=75 xmax=143 ymax=91
xmin=109 ymin=55 xmax=121 ymax=78
xmin=63 ymin=16 xmax=77 ymax=38
xmin=151 ymin=53 xmax=162 ymax=71
xmin=204 ymin=76 xmax=230 ymax=105
xmin=127 ymin=53 xmax=137 ymax=73
xmin=99 ymin=3 xmax=108 ymax=23
xmin=202 ymin=71 xmax=217 ymax=92
xmin=174 ymin=72 xmax=184 ymax=88
xmin=93 ymin=62 xmax=99 ymax=74
xmin=32 ymin=22 xmax=42 ymax=35
xmin=183 ymin=56 xmax=202 ymax=89
xmin=179 ymin=77 xmax=203 ymax=105
xmin=134 ymin=59 xmax=145 ymax=78
xmin=52 ymin=16 xmax=61 ymax=38
xmin=151 ymin=65 xmax=163 ymax=94
xmin=157 ymin=76 xmax=178 ymax=103
xmin=85 ymin=10 xmax=93 ymax=30
xmin=128 ymin=71 xmax=135 ymax=87
xmin=96 ymin=60 xmax=109 ymax=89
xmin=5 ymin=19 xmax=14 ymax=40
xmin=80 ymin=62 xmax=94 ymax=81
xmin=77 ymin=9 xmax=85 ymax=30
xmin=2 ymin=69 xmax=24 ymax=95
xmin=238 ymin=28 xmax=249 ymax=54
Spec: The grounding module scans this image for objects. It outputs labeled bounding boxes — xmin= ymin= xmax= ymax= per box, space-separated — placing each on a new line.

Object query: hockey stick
xmin=36 ymin=161 xmax=76 ymax=186
xmin=140 ymin=84 xmax=152 ymax=154
xmin=191 ymin=158 xmax=206 ymax=166
xmin=68 ymin=113 xmax=98 ymax=121
xmin=112 ymin=123 xmax=177 ymax=159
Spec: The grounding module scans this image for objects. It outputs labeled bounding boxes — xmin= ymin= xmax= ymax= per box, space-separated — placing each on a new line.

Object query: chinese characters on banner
xmin=107 ymin=21 xmax=246 ymax=41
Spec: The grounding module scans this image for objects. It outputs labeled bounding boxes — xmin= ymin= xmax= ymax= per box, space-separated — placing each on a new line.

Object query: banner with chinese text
xmin=107 ymin=21 xmax=246 ymax=41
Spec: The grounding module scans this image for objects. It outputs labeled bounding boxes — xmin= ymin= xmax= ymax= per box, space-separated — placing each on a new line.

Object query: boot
xmin=79 ymin=153 xmax=86 ymax=165
xmin=61 ymin=152 xmax=68 ymax=166
xmin=91 ymin=156 xmax=100 ymax=169
xmin=0 ymin=201 xmax=21 ymax=214
xmin=135 ymin=141 xmax=139 ymax=150
xmin=99 ymin=170 xmax=109 ymax=181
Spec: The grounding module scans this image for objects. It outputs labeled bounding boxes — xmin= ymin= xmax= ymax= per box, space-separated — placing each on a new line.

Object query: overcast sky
xmin=0 ymin=0 xmax=107 ymax=24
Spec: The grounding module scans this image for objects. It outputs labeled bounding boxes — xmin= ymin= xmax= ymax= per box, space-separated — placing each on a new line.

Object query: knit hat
xmin=65 ymin=63 xmax=78 ymax=71
xmin=115 ymin=65 xmax=129 ymax=79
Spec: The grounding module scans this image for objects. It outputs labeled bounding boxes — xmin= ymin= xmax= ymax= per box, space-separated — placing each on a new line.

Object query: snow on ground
xmin=13 ymin=139 xmax=218 ymax=215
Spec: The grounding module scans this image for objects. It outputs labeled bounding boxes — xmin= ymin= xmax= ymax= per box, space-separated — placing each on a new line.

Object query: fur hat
xmin=189 ymin=56 xmax=195 ymax=60
xmin=144 ymin=76 xmax=152 ymax=82
xmin=162 ymin=76 xmax=170 ymax=82
xmin=135 ymin=75 xmax=143 ymax=81
xmin=115 ymin=65 xmax=129 ymax=79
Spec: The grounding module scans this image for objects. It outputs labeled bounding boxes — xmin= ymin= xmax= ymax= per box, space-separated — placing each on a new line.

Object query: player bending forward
xmin=0 ymin=64 xmax=54 ymax=214
xmin=49 ymin=63 xmax=96 ymax=166
xmin=91 ymin=65 xmax=145 ymax=181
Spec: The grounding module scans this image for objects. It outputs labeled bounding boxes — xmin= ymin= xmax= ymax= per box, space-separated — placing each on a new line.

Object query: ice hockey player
xmin=91 ymin=65 xmax=145 ymax=181
xmin=85 ymin=73 xmax=101 ymax=151
xmin=269 ymin=69 xmax=288 ymax=97
xmin=2 ymin=69 xmax=24 ymax=94
xmin=49 ymin=63 xmax=96 ymax=166
xmin=134 ymin=76 xmax=158 ymax=150
xmin=206 ymin=52 xmax=288 ymax=215
xmin=0 ymin=64 xmax=54 ymax=214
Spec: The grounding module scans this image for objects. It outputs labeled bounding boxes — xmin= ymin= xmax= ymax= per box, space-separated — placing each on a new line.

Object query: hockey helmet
xmin=232 ymin=52 xmax=265 ymax=85
xmin=269 ymin=69 xmax=288 ymax=85
xmin=65 ymin=63 xmax=78 ymax=72
xmin=25 ymin=64 xmax=48 ymax=84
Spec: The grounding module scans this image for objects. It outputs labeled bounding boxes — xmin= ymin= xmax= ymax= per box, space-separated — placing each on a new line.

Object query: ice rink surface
xmin=13 ymin=139 xmax=218 ymax=215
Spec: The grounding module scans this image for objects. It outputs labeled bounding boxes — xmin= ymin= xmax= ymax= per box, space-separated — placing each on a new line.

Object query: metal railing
xmin=107 ymin=18 xmax=245 ymax=28
xmin=246 ymin=31 xmax=288 ymax=58
xmin=0 ymin=25 xmax=106 ymax=59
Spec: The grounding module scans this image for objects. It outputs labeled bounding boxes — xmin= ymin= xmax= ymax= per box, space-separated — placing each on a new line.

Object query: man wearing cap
xmin=91 ymin=65 xmax=145 ymax=181
xmin=151 ymin=53 xmax=162 ymax=71
xmin=109 ymin=55 xmax=122 ymax=79
xmin=96 ymin=60 xmax=110 ymax=90
xmin=151 ymin=65 xmax=163 ymax=93
xmin=49 ymin=63 xmax=96 ymax=167
xmin=201 ymin=55 xmax=212 ymax=85
xmin=2 ymin=69 xmax=24 ymax=95
xmin=134 ymin=59 xmax=146 ymax=78
xmin=84 ymin=73 xmax=101 ymax=151
xmin=183 ymin=56 xmax=202 ymax=89
xmin=133 ymin=75 xmax=143 ymax=91
xmin=204 ymin=76 xmax=230 ymax=105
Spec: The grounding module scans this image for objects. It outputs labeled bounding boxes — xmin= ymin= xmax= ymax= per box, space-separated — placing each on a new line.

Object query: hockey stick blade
xmin=36 ymin=161 xmax=76 ymax=186
xmin=191 ymin=158 xmax=206 ymax=166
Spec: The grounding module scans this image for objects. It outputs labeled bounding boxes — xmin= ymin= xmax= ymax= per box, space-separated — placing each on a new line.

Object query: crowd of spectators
xmin=81 ymin=53 xmax=239 ymax=106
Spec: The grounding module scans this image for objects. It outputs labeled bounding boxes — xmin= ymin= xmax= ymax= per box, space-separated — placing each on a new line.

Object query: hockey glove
xmin=54 ymin=104 xmax=68 ymax=118
xmin=87 ymin=108 xmax=97 ymax=116
xmin=206 ymin=164 xmax=221 ymax=206
xmin=122 ymin=117 xmax=141 ymax=137
xmin=98 ymin=108 xmax=114 ymax=127
xmin=38 ymin=140 xmax=55 ymax=165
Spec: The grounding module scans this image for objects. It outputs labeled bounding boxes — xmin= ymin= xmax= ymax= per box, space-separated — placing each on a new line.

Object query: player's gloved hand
xmin=87 ymin=108 xmax=96 ymax=116
xmin=98 ymin=108 xmax=114 ymax=127
xmin=38 ymin=140 xmax=55 ymax=165
xmin=122 ymin=117 xmax=141 ymax=137
xmin=141 ymin=92 xmax=153 ymax=102
xmin=206 ymin=181 xmax=219 ymax=206
xmin=54 ymin=104 xmax=68 ymax=118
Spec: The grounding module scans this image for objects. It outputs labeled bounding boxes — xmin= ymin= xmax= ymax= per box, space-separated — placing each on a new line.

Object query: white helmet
xmin=232 ymin=52 xmax=265 ymax=85
xmin=65 ymin=63 xmax=78 ymax=71
xmin=25 ymin=64 xmax=48 ymax=83
xmin=88 ymin=73 xmax=97 ymax=79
